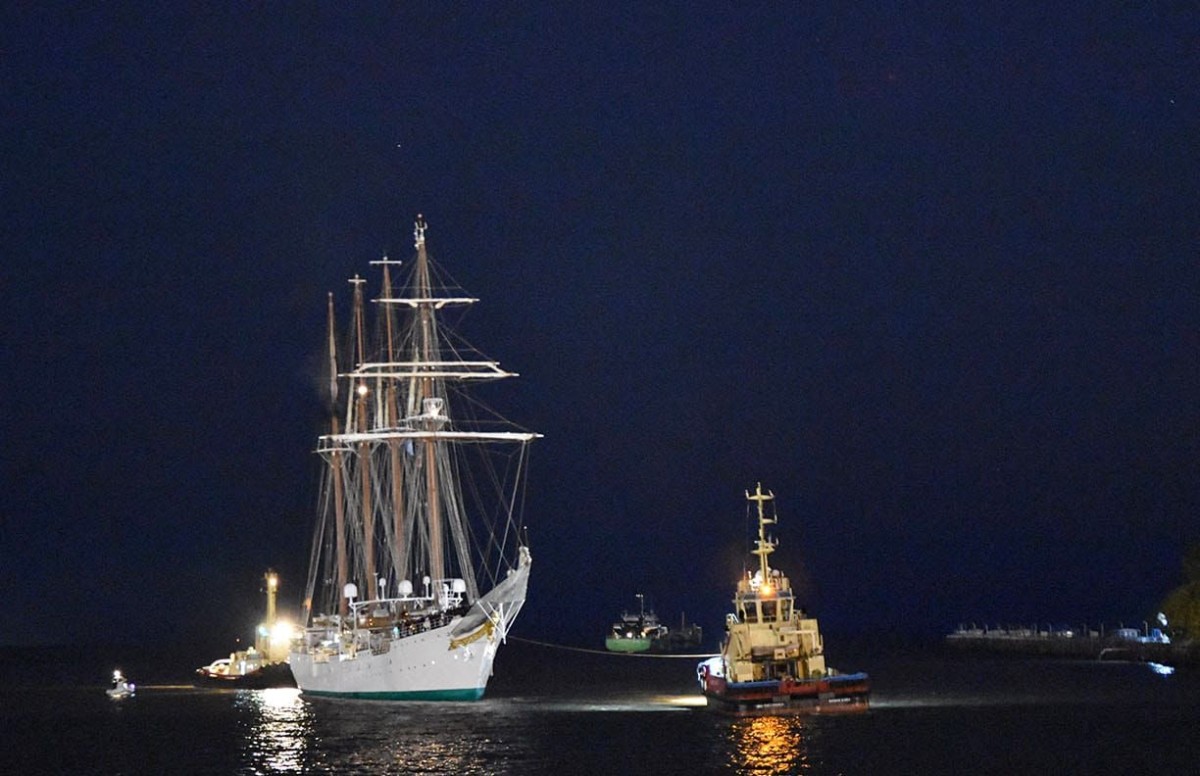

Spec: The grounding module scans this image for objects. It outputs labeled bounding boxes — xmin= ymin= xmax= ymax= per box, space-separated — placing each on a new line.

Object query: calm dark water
xmin=2 ymin=638 xmax=1196 ymax=774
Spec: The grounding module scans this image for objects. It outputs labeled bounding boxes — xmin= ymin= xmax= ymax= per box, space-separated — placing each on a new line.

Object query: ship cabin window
xmin=738 ymin=604 xmax=755 ymax=623
xmin=761 ymin=600 xmax=777 ymax=621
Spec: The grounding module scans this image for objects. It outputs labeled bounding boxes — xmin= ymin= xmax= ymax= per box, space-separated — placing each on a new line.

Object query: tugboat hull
xmin=194 ymin=662 xmax=296 ymax=689
xmin=702 ymin=672 xmax=870 ymax=717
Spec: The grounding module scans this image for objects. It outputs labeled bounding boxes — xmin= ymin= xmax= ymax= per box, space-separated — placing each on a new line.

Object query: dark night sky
xmin=3 ymin=5 xmax=1198 ymax=651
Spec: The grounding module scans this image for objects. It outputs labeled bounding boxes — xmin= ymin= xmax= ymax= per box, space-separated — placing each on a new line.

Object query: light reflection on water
xmin=5 ymin=642 xmax=1199 ymax=776
xmin=234 ymin=688 xmax=312 ymax=774
xmin=726 ymin=715 xmax=812 ymax=775
xmin=294 ymin=698 xmax=546 ymax=775
xmin=195 ymin=657 xmax=1195 ymax=774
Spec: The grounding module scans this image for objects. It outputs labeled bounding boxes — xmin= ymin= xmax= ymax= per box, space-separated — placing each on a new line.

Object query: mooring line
xmin=510 ymin=635 xmax=717 ymax=659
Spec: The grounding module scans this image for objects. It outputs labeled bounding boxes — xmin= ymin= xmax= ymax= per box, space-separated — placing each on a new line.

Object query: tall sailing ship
xmin=290 ymin=215 xmax=539 ymax=700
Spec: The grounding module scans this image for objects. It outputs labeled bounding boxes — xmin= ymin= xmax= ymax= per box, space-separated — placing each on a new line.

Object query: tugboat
xmin=697 ymin=484 xmax=869 ymax=716
xmin=195 ymin=571 xmax=297 ymax=688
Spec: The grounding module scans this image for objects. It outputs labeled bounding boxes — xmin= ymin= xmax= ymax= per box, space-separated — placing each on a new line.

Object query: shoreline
xmin=946 ymin=630 xmax=1200 ymax=667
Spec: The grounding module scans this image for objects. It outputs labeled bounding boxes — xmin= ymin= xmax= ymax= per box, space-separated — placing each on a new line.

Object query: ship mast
xmin=265 ymin=570 xmax=278 ymax=626
xmin=327 ymin=293 xmax=350 ymax=619
xmin=747 ymin=482 xmax=777 ymax=581
xmin=380 ymin=257 xmax=408 ymax=586
xmin=351 ymin=275 xmax=378 ymax=601
xmin=311 ymin=214 xmax=540 ymax=618
xmin=413 ymin=216 xmax=447 ymax=593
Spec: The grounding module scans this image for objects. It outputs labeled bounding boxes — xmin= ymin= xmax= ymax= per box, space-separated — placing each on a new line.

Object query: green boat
xmin=605 ymin=594 xmax=669 ymax=653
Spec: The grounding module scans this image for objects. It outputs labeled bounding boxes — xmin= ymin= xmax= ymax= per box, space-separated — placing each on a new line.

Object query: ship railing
xmin=344 ymin=580 xmax=466 ymax=617
xmin=348 ymin=594 xmax=433 ymax=621
xmin=335 ymin=593 xmax=472 ymax=641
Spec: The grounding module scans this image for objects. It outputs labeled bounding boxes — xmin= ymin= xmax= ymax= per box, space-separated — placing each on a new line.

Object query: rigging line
xmin=509 ymin=636 xmax=718 ymax=660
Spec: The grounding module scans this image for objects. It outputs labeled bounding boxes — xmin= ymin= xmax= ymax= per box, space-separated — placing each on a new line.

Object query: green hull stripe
xmin=302 ymin=687 xmax=485 ymax=701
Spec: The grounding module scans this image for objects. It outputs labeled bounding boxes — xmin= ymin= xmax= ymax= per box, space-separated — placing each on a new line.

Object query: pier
xmin=946 ymin=626 xmax=1200 ymax=667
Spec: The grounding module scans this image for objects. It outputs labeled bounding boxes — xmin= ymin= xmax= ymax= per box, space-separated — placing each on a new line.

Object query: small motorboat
xmin=106 ymin=669 xmax=136 ymax=699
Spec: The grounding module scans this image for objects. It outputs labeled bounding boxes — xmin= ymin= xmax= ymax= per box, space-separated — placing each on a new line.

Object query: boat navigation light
xmin=357 ymin=383 xmax=369 ymax=397
xmin=760 ymin=584 xmax=774 ymax=597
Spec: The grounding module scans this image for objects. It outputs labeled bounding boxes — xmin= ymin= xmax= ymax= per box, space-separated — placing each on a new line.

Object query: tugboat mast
xmin=747 ymin=482 xmax=777 ymax=582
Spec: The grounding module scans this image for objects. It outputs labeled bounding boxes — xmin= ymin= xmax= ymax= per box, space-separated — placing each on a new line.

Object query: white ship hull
xmin=291 ymin=621 xmax=497 ymax=700
xmin=291 ymin=552 xmax=530 ymax=701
